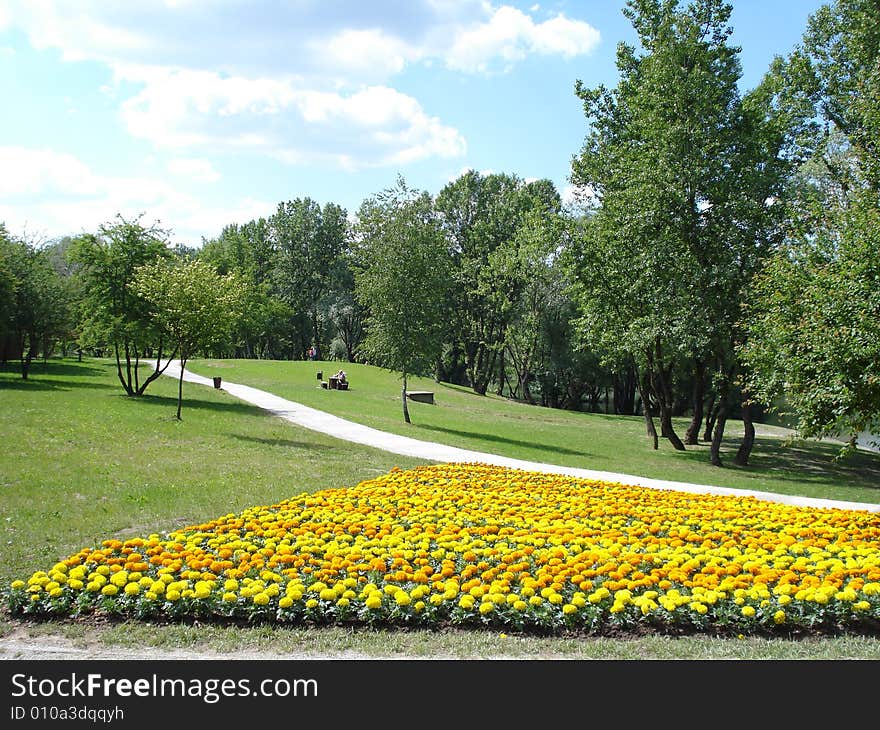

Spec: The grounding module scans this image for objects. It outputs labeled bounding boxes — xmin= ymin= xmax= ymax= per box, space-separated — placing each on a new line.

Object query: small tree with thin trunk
xmin=353 ymin=177 xmax=452 ymax=423
xmin=134 ymin=259 xmax=246 ymax=420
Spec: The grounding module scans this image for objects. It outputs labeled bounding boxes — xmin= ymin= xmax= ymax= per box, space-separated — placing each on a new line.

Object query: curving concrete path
xmin=162 ymin=361 xmax=880 ymax=514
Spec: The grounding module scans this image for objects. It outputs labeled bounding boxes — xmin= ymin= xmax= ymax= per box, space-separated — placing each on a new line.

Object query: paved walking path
xmin=163 ymin=361 xmax=880 ymax=514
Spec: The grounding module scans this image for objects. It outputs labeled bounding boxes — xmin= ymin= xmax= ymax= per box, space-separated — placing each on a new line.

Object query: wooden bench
xmin=327 ymin=376 xmax=349 ymax=390
xmin=406 ymin=391 xmax=434 ymax=404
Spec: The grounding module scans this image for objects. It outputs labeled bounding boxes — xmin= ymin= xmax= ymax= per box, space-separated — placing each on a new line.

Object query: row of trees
xmin=2 ymin=0 xmax=876 ymax=461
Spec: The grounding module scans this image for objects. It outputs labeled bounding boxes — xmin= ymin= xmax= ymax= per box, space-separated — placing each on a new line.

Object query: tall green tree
xmin=134 ymin=259 xmax=247 ymax=420
xmin=0 ymin=227 xmax=71 ymax=378
xmin=741 ymin=0 xmax=880 ymax=455
xmin=570 ymin=0 xmax=743 ymax=452
xmin=68 ymin=214 xmax=172 ymax=395
xmin=270 ymin=198 xmax=349 ymax=359
xmin=569 ymin=0 xmax=791 ymax=464
xmin=353 ymin=178 xmax=453 ymax=424
xmin=435 ymin=171 xmax=560 ymax=395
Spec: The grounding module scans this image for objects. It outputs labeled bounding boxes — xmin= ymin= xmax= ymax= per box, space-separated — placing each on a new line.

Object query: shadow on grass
xmin=418 ymin=423 xmax=591 ymax=458
xmin=0 ymin=378 xmax=118 ymax=392
xmin=120 ymin=392 xmax=264 ymax=417
xmin=673 ymin=436 xmax=880 ymax=495
xmin=231 ymin=434 xmax=333 ymax=450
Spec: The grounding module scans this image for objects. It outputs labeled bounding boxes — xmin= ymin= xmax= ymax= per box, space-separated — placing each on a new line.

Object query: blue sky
xmin=0 ymin=0 xmax=828 ymax=247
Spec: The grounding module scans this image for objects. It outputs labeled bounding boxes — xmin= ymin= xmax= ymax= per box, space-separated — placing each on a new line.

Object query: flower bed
xmin=6 ymin=463 xmax=880 ymax=635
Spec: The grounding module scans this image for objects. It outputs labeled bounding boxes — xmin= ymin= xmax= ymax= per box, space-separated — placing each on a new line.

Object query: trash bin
xmin=316 ymin=371 xmax=323 ymax=380
xmin=213 ymin=376 xmax=222 ymax=389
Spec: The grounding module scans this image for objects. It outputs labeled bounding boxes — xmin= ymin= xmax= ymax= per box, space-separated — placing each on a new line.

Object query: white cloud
xmin=1 ymin=2 xmax=597 ymax=170
xmin=167 ymin=158 xmax=221 ymax=183
xmin=118 ymin=69 xmax=465 ymax=168
xmin=0 ymin=146 xmax=103 ymax=197
xmin=316 ymin=29 xmax=415 ymax=79
xmin=0 ymin=146 xmax=270 ymax=245
xmin=446 ymin=7 xmax=600 ymax=73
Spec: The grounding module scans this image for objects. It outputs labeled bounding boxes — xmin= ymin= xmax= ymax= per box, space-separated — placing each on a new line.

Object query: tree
xmin=270 ymin=198 xmax=349 ymax=359
xmin=570 ymin=0 xmax=743 ymax=451
xmin=742 ymin=198 xmax=880 ymax=454
xmin=68 ymin=214 xmax=172 ymax=395
xmin=569 ymin=0 xmax=791 ymax=464
xmin=740 ymin=0 xmax=880 ymax=457
xmin=0 ymin=226 xmax=71 ymax=377
xmin=435 ymin=171 xmax=561 ymax=395
xmin=353 ymin=178 xmax=453 ymax=423
xmin=134 ymin=259 xmax=247 ymax=420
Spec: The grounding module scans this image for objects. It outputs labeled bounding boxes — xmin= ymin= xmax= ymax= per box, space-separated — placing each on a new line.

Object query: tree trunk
xmin=710 ymin=403 xmax=728 ymax=467
xmin=312 ymin=308 xmax=321 ymax=360
xmin=176 ymin=357 xmax=186 ymax=421
xmin=137 ymin=342 xmax=176 ymax=396
xmin=636 ymin=368 xmax=659 ymax=450
xmin=495 ymin=346 xmax=505 ymax=396
xmin=652 ymin=352 xmax=685 ymax=451
xmin=684 ymin=360 xmax=706 ymax=445
xmin=734 ymin=394 xmax=755 ymax=466
xmin=20 ymin=334 xmax=35 ymax=380
xmin=703 ymin=394 xmax=717 ymax=442
xmin=402 ymin=371 xmax=411 ymax=424
xmin=114 ymin=342 xmax=132 ymax=395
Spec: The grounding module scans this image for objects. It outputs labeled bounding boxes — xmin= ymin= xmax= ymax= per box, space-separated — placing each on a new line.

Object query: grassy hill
xmin=2 ymin=356 xmax=878 ymax=660
xmin=189 ymin=357 xmax=880 ymax=507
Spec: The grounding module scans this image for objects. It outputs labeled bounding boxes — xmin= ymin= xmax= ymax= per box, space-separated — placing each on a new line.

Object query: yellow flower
xmin=459 ymin=595 xmax=475 ymax=610
xmin=222 ymin=592 xmax=237 ymax=602
xmin=741 ymin=605 xmax=756 ymax=618
xmin=479 ymin=602 xmax=494 ymax=614
xmin=365 ymin=595 xmax=382 ymax=609
xmin=305 ymin=598 xmax=319 ymax=609
xmin=10 ymin=580 xmax=25 ymax=590
xmin=166 ymin=590 xmax=181 ymax=601
xmin=124 ymin=582 xmax=140 ymax=596
xmin=279 ymin=597 xmax=294 ymax=608
xmin=394 ymin=591 xmax=411 ymax=606
xmin=773 ymin=610 xmax=786 ymax=624
xmin=253 ymin=593 xmax=270 ymax=606
xmin=101 ymin=584 xmax=118 ymax=596
xmin=562 ymin=603 xmax=577 ymax=615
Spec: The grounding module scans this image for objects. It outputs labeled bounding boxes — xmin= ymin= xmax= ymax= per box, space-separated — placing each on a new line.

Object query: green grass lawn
xmin=190 ymin=357 xmax=880 ymax=507
xmin=2 ymin=357 xmax=878 ymax=659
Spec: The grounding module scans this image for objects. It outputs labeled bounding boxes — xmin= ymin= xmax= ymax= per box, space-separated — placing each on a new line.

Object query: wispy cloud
xmin=0 ymin=146 xmax=270 ymax=244
xmin=1 ymin=1 xmax=598 ymax=170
